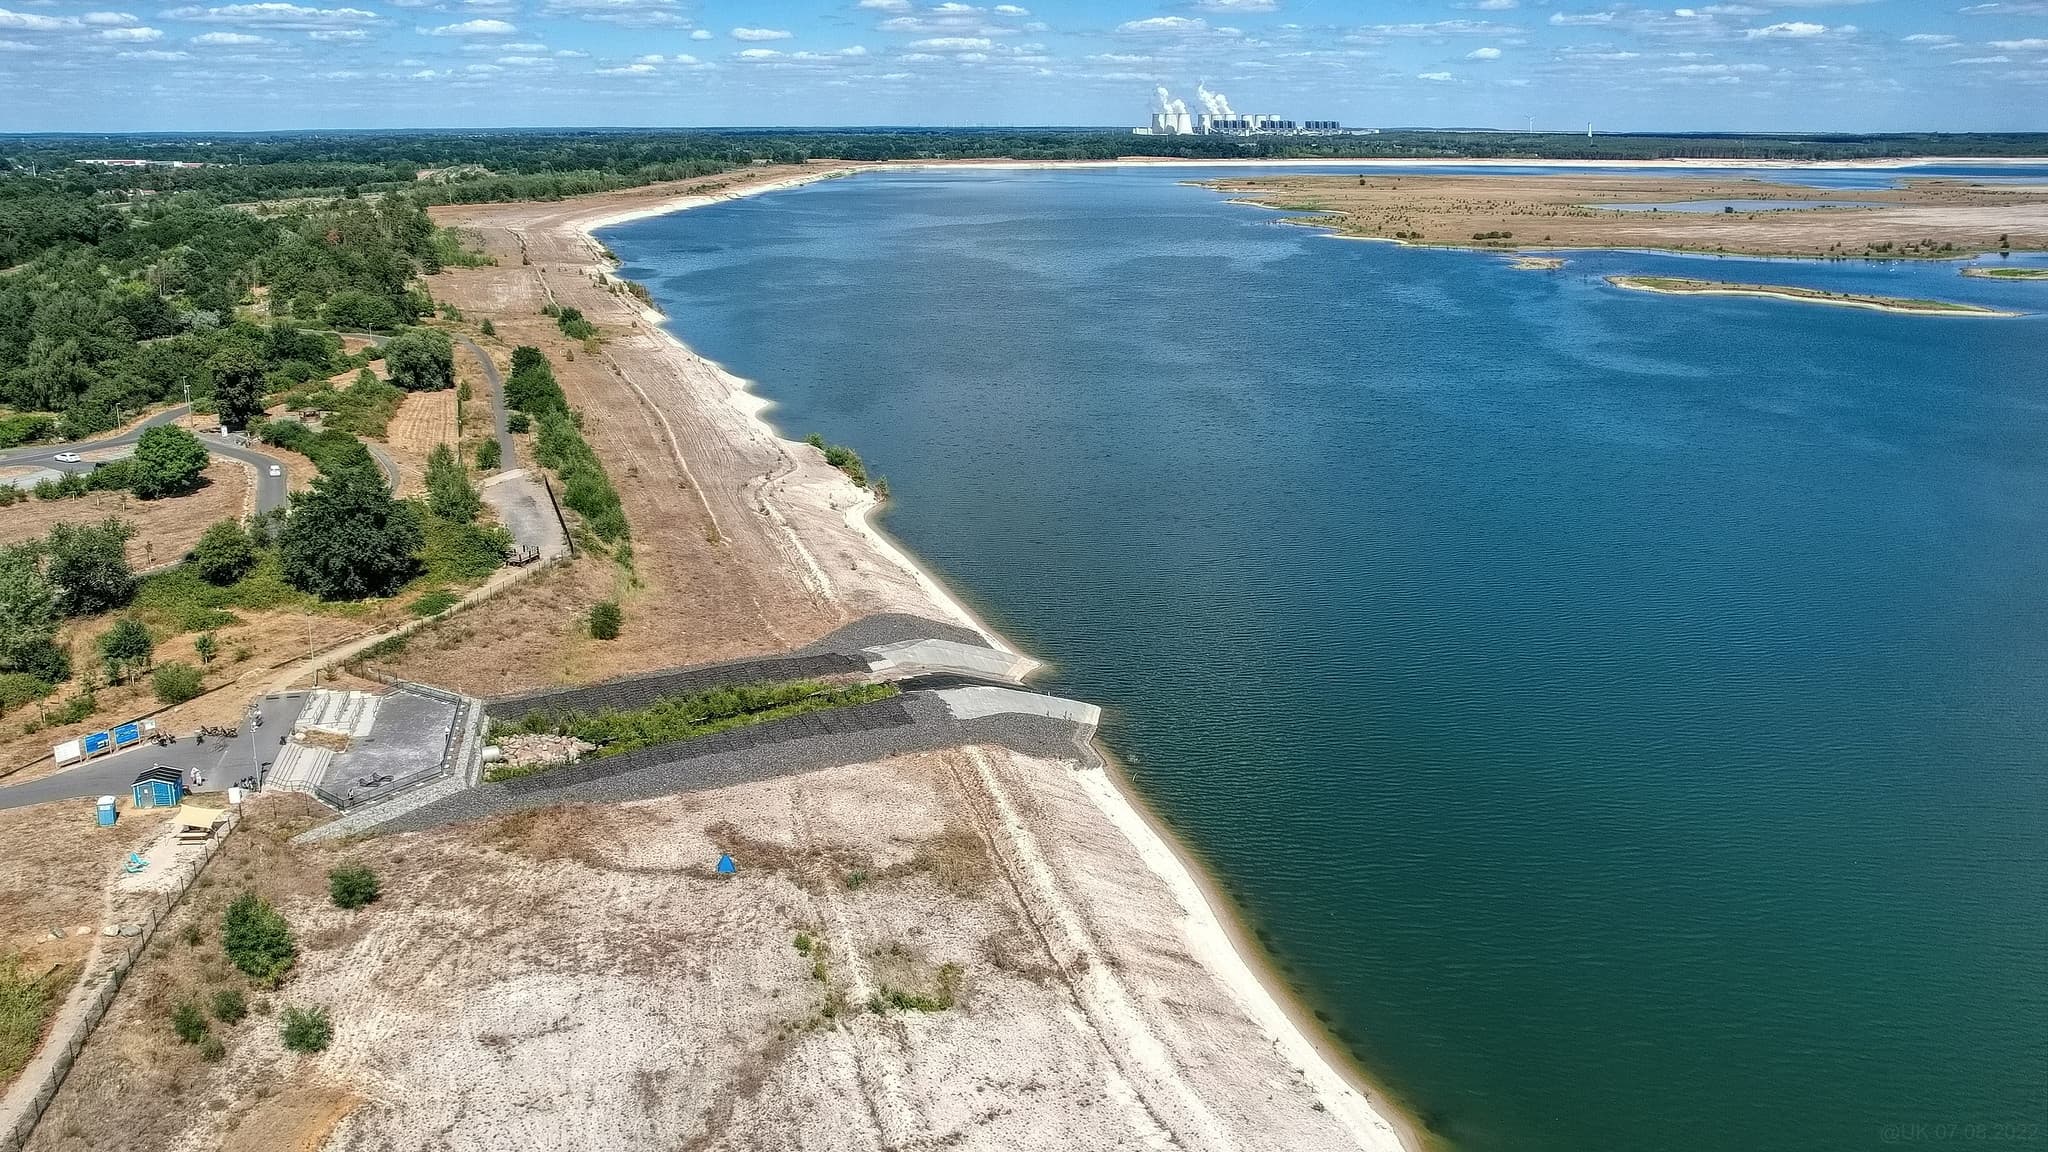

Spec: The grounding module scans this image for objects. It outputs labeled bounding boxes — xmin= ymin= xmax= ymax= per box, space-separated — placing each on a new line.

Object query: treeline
xmin=505 ymin=345 xmax=628 ymax=544
xmin=0 ymin=189 xmax=463 ymax=437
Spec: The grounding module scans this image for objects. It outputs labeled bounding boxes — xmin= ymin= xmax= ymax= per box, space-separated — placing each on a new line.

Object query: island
xmin=1605 ymin=274 xmax=2021 ymax=316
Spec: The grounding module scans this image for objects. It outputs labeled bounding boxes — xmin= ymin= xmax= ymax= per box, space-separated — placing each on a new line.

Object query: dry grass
xmin=0 ymin=800 xmax=160 ymax=967
xmin=1209 ymin=172 xmax=2048 ymax=259
xmin=0 ymin=463 xmax=249 ymax=561
xmin=383 ymin=389 xmax=458 ymax=499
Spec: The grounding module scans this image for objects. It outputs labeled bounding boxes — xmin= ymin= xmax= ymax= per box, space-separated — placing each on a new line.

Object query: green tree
xmin=589 ymin=600 xmax=621 ymax=640
xmin=383 ymin=326 xmax=455 ymax=392
xmin=191 ymin=519 xmax=258 ymax=585
xmin=221 ymin=892 xmax=296 ymax=985
xmin=0 ymin=543 xmax=60 ymax=676
xmin=475 ymin=439 xmax=501 ymax=471
xmin=278 ymin=467 xmax=423 ymax=600
xmin=129 ymin=424 xmax=210 ymax=499
xmin=98 ymin=616 xmax=152 ymax=683
xmin=208 ymin=342 xmax=267 ymax=432
xmin=194 ymin=631 xmax=219 ymax=666
xmin=151 ymin=661 xmax=203 ymax=705
xmin=46 ymin=519 xmax=136 ymax=616
xmin=424 ymin=443 xmax=480 ymax=524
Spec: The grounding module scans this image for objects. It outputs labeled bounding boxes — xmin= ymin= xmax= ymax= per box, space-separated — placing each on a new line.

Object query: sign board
xmin=81 ymin=731 xmax=112 ymax=757
xmin=52 ymin=739 xmax=83 ymax=765
xmin=112 ymin=722 xmax=142 ymax=747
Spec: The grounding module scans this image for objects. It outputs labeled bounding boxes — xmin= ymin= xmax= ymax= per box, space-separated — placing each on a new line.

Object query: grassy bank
xmin=487 ymin=680 xmax=901 ymax=781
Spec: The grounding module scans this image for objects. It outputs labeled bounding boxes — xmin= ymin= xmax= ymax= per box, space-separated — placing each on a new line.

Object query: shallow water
xmin=602 ymin=167 xmax=2048 ymax=1152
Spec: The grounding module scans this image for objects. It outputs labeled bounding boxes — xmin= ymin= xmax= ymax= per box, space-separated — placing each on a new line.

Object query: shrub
xmin=198 ymin=1033 xmax=226 ymax=1063
xmin=47 ymin=518 xmax=138 ymax=616
xmin=425 ymin=444 xmax=481 ymax=524
xmin=221 ymin=892 xmax=296 ymax=985
xmin=211 ymin=988 xmax=247 ymax=1024
xmin=98 ymin=617 xmax=153 ymax=682
xmin=385 ymin=326 xmax=456 ymax=392
xmin=280 ymin=1006 xmax=332 ymax=1053
xmin=506 ymin=412 xmax=529 ymax=434
xmin=328 ymin=866 xmax=381 ymax=909
xmin=475 ymin=439 xmax=501 ymax=471
xmin=151 ymin=662 xmax=204 ymax=706
xmin=191 ymin=519 xmax=258 ymax=585
xmin=588 ymin=600 xmax=621 ymax=640
xmin=170 ymin=999 xmax=207 ymax=1044
xmin=479 ymin=319 xmax=495 ymax=337
xmin=0 ymin=674 xmax=53 ymax=716
xmin=410 ymin=589 xmax=459 ymax=618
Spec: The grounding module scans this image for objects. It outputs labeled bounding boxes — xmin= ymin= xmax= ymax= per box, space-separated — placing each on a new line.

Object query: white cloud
xmin=80 ymin=12 xmax=137 ymax=26
xmin=596 ymin=59 xmax=654 ymax=72
xmin=1901 ymin=33 xmax=1955 ymax=44
xmin=908 ymin=35 xmax=990 ymax=50
xmin=1418 ymin=69 xmax=1453 ymax=80
xmin=731 ymin=26 xmax=790 ymax=40
xmin=1549 ymin=11 xmax=1614 ymax=25
xmin=856 ymin=0 xmax=910 ymax=10
xmin=193 ymin=29 xmax=264 ymax=42
xmin=992 ymin=3 xmax=1029 ymax=13
xmin=1117 ymin=15 xmax=1204 ymax=33
xmin=540 ymin=0 xmax=686 ymax=28
xmin=736 ymin=46 xmax=778 ymax=57
xmin=119 ymin=46 xmax=185 ymax=56
xmin=306 ymin=27 xmax=363 ymax=39
xmin=1746 ymin=21 xmax=1826 ymax=37
xmin=1467 ymin=46 xmax=1500 ymax=58
xmin=1952 ymin=54 xmax=2010 ymax=63
xmin=425 ymin=17 xmax=515 ymax=34
xmin=1991 ymin=39 xmax=2048 ymax=50
xmin=160 ymin=3 xmax=378 ymax=29
xmin=97 ymin=24 xmax=160 ymax=38
xmin=0 ymin=36 xmax=35 ymax=48
xmin=1195 ymin=0 xmax=1276 ymax=11
xmin=689 ymin=27 xmax=710 ymax=39
xmin=1466 ymin=0 xmax=1517 ymax=8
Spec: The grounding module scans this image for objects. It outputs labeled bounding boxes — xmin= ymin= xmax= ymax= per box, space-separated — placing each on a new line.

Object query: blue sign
xmin=112 ymin=722 xmax=141 ymax=747
xmin=81 ymin=731 xmax=112 ymax=756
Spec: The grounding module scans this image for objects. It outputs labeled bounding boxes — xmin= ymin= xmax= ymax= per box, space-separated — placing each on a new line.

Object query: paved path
xmin=0 ymin=406 xmax=189 ymax=471
xmin=365 ymin=441 xmax=402 ymax=492
xmin=0 ymin=693 xmax=309 ymax=811
xmin=198 ymin=432 xmax=292 ymax=514
xmin=458 ymin=336 xmax=518 ymax=475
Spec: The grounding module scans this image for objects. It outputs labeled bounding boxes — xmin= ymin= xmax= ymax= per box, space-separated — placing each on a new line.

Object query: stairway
xmin=265 ymin=743 xmax=334 ymax=795
xmin=293 ymin=690 xmax=379 ymax=741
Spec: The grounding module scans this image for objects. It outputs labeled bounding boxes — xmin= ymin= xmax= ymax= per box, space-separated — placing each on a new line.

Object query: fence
xmin=0 ymin=814 xmax=239 ymax=1152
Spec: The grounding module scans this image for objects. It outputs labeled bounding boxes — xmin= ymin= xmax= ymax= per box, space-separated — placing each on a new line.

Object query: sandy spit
xmin=572 ymin=166 xmax=1419 ymax=1151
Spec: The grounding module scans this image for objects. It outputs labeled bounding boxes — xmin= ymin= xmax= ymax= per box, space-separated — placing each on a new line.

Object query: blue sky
xmin=2 ymin=0 xmax=2045 ymax=133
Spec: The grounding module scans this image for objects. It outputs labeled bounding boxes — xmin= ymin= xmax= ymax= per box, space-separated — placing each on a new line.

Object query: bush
xmin=47 ymin=519 xmax=138 ymax=616
xmin=151 ymin=662 xmax=204 ymax=706
xmin=475 ymin=439 xmax=501 ymax=471
xmin=5 ymin=639 xmax=70 ymax=686
xmin=410 ymin=589 xmax=459 ymax=618
xmin=506 ymin=412 xmax=529 ymax=434
xmin=221 ymin=892 xmax=296 ymax=985
xmin=191 ymin=519 xmax=258 ymax=585
xmin=280 ymin=1006 xmax=332 ymax=1053
xmin=170 ymin=999 xmax=207 ymax=1044
xmin=98 ymin=617 xmax=153 ymax=682
xmin=419 ymin=516 xmax=508 ymax=583
xmin=198 ymin=1033 xmax=226 ymax=1063
xmin=211 ymin=987 xmax=247 ymax=1024
xmin=589 ymin=600 xmax=621 ymax=640
xmin=328 ymin=865 xmax=381 ymax=909
xmin=425 ymin=444 xmax=480 ymax=524
xmin=479 ymin=318 xmax=495 ymax=337
xmin=0 ymin=674 xmax=53 ymax=716
xmin=384 ymin=326 xmax=456 ymax=392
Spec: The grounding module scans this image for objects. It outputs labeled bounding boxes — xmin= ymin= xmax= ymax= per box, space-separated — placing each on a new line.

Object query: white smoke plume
xmin=1154 ymin=86 xmax=1188 ymax=116
xmin=1196 ymin=82 xmax=1233 ymax=117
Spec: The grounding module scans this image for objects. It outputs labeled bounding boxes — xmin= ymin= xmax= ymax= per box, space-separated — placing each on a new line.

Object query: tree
xmin=208 ymin=342 xmax=267 ymax=432
xmin=0 ymin=543 xmax=59 ymax=675
xmin=194 ymin=631 xmax=218 ymax=666
xmin=130 ymin=424 xmax=210 ymax=499
xmin=278 ymin=467 xmax=423 ymax=600
xmin=46 ymin=518 xmax=136 ymax=617
xmin=383 ymin=326 xmax=455 ymax=392
xmin=191 ymin=518 xmax=258 ymax=585
xmin=98 ymin=616 xmax=153 ymax=683
xmin=589 ymin=600 xmax=621 ymax=640
xmin=475 ymin=439 xmax=501 ymax=471
xmin=424 ymin=443 xmax=480 ymax=523
xmin=152 ymin=661 xmax=203 ymax=705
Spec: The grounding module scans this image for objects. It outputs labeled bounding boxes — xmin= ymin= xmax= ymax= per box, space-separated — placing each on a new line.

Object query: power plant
xmin=1134 ymin=85 xmax=1355 ymax=136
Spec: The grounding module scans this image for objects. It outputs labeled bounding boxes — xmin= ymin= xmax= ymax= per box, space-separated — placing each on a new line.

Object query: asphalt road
xmin=0 ymin=405 xmax=189 ymax=471
xmin=459 ymin=336 xmax=518 ymax=475
xmin=0 ymin=692 xmax=309 ymax=811
xmin=201 ymin=432 xmax=293 ymax=514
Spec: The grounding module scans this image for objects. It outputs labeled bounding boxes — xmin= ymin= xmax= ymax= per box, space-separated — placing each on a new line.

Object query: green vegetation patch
xmin=487 ymin=680 xmax=900 ymax=781
xmin=1 ymin=954 xmax=73 ymax=1084
xmin=221 ymin=892 xmax=296 ymax=987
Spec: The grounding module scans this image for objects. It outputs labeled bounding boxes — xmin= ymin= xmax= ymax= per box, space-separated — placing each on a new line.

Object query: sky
xmin=1 ymin=0 xmax=2045 ymax=133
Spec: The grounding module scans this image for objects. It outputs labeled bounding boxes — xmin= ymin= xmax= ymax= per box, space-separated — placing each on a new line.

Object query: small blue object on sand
xmin=716 ymin=853 xmax=736 ymax=875
xmin=123 ymin=852 xmax=147 ymax=874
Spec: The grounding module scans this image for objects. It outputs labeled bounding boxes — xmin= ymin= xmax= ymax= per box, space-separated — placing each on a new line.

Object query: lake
xmin=602 ymin=166 xmax=2048 ymax=1152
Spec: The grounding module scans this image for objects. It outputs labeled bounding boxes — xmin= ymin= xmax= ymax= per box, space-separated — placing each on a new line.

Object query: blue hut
xmin=131 ymin=765 xmax=183 ymax=810
xmin=716 ymin=853 xmax=736 ymax=875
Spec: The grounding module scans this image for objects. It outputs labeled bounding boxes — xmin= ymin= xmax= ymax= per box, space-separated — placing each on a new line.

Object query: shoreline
xmin=929 ymin=155 xmax=2048 ymax=171
xmin=577 ymin=165 xmax=1424 ymax=1152
xmin=1604 ymin=274 xmax=2023 ymax=316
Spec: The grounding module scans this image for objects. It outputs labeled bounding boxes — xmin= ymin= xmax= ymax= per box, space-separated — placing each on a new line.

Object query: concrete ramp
xmin=864 ymin=638 xmax=1038 ymax=683
xmin=266 ymin=743 xmax=334 ymax=795
xmin=295 ymin=690 xmax=379 ymax=741
xmin=932 ymin=686 xmax=1101 ymax=727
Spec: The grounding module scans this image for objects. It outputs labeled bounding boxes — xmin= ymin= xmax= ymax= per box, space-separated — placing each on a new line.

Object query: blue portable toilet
xmin=131 ymin=765 xmax=183 ymax=809
xmin=716 ymin=853 xmax=736 ymax=875
xmin=95 ymin=795 xmax=118 ymax=827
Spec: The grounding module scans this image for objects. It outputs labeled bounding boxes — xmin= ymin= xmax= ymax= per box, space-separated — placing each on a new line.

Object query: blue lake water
xmin=602 ymin=167 xmax=2048 ymax=1152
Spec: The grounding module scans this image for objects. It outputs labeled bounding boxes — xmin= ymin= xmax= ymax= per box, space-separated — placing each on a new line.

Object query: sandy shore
xmin=564 ymin=166 xmax=1421 ymax=1150
xmin=1606 ymin=274 xmax=2022 ymax=316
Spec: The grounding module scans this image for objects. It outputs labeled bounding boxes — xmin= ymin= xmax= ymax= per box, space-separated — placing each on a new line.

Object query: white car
xmin=267 ymin=464 xmax=282 ymax=477
xmin=54 ymin=451 xmax=81 ymax=463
